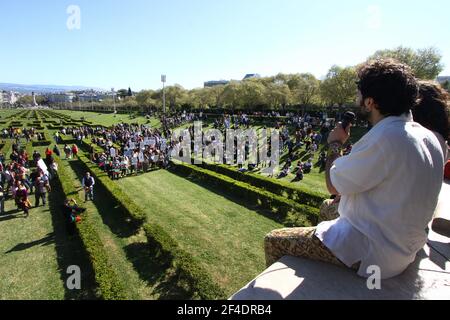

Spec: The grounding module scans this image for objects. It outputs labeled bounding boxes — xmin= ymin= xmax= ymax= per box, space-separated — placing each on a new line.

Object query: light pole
xmin=91 ymin=90 xmax=94 ymax=111
xmin=161 ymin=74 xmax=166 ymax=114
xmin=111 ymin=88 xmax=116 ymax=114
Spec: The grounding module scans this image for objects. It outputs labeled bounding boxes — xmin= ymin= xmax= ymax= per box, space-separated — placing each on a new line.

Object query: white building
xmin=47 ymin=93 xmax=75 ymax=103
xmin=77 ymin=92 xmax=113 ymax=102
xmin=1 ymin=91 xmax=18 ymax=105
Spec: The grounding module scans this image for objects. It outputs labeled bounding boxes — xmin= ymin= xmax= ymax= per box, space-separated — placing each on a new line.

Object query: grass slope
xmin=115 ymin=170 xmax=283 ymax=296
xmin=0 ymin=146 xmax=97 ymax=300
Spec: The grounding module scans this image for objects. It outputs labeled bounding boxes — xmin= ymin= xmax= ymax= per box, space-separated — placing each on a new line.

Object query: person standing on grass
xmin=15 ymin=181 xmax=31 ymax=217
xmin=53 ymin=145 xmax=61 ymax=157
xmin=264 ymin=59 xmax=444 ymax=280
xmin=81 ymin=172 xmax=95 ymax=202
xmin=0 ymin=185 xmax=5 ymax=214
xmin=54 ymin=132 xmax=60 ymax=144
xmin=64 ymin=144 xmax=71 ymax=159
xmin=35 ymin=171 xmax=50 ymax=207
xmin=62 ymin=198 xmax=85 ymax=236
xmin=71 ymin=144 xmax=79 ymax=159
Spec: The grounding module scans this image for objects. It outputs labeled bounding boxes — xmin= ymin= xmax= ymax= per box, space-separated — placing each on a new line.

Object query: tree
xmin=17 ymin=95 xmax=47 ymax=105
xmin=136 ymin=90 xmax=159 ymax=109
xmin=239 ymin=80 xmax=267 ymax=110
xmin=209 ymin=85 xmax=225 ymax=108
xmin=117 ymin=89 xmax=128 ymax=99
xmin=188 ymin=88 xmax=216 ymax=110
xmin=289 ymin=73 xmax=320 ymax=106
xmin=368 ymin=46 xmax=444 ymax=80
xmin=265 ymin=82 xmax=291 ymax=111
xmin=219 ymin=81 xmax=242 ymax=111
xmin=320 ymin=66 xmax=358 ymax=107
xmin=165 ymin=84 xmax=188 ymax=110
xmin=128 ymin=87 xmax=133 ymax=97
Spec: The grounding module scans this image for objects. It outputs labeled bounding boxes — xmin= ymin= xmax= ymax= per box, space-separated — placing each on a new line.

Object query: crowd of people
xmin=1 ymin=127 xmax=46 ymax=143
xmin=265 ymin=59 xmax=450 ymax=280
xmin=0 ymin=143 xmax=57 ymax=217
xmin=60 ymin=123 xmax=172 ymax=180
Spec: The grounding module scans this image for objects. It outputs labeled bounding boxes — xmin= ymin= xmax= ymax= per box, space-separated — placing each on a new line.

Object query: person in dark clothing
xmin=62 ymin=198 xmax=85 ymax=235
xmin=0 ymin=185 xmax=5 ymax=214
xmin=53 ymin=145 xmax=61 ymax=157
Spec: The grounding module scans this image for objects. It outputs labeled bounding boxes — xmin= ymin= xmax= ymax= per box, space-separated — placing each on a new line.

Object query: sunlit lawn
xmin=115 ymin=169 xmax=283 ymax=296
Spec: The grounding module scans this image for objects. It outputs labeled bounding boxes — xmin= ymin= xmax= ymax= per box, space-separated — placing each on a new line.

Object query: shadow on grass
xmin=123 ymin=242 xmax=191 ymax=300
xmin=5 ymin=233 xmax=55 ymax=253
xmin=168 ymin=168 xmax=286 ymax=226
xmin=68 ymin=160 xmax=194 ymax=299
xmin=48 ymin=175 xmax=99 ymax=300
xmin=67 ymin=160 xmax=139 ymax=239
xmin=0 ymin=210 xmax=24 ymax=222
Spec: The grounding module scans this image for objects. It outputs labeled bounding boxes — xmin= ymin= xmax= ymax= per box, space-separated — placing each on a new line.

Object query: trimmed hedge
xmin=59 ymin=134 xmax=77 ymax=145
xmin=54 ymin=156 xmax=128 ymax=300
xmin=170 ymin=162 xmax=319 ymax=227
xmin=47 ymin=125 xmax=64 ymax=130
xmin=32 ymin=140 xmax=52 ymax=147
xmin=73 ymin=146 xmax=225 ymax=299
xmin=143 ymin=224 xmax=227 ymax=300
xmin=199 ymin=163 xmax=327 ymax=208
xmin=76 ymin=151 xmax=146 ymax=224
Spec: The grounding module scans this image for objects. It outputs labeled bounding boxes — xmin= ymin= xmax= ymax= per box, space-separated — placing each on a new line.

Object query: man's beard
xmin=359 ymin=100 xmax=371 ymax=122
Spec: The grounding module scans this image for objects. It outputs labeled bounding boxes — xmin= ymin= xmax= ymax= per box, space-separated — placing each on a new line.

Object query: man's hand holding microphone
xmin=326 ymin=111 xmax=356 ymax=199
xmin=327 ymin=111 xmax=356 ymax=145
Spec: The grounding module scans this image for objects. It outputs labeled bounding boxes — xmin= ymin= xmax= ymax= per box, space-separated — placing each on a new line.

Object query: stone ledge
xmin=231 ymin=246 xmax=450 ymax=300
xmin=231 ymin=181 xmax=450 ymax=300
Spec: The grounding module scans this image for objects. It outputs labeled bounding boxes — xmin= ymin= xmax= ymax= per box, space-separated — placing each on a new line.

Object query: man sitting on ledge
xmin=265 ymin=59 xmax=445 ymax=279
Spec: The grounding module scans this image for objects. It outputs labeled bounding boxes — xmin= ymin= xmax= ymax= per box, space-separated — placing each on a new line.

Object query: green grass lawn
xmin=53 ymin=110 xmax=161 ymax=128
xmin=0 ymin=109 xmax=21 ymax=119
xmin=0 ymin=110 xmax=368 ymax=299
xmin=58 ymin=147 xmax=196 ymax=299
xmin=115 ymin=170 xmax=283 ymax=296
xmin=0 ymin=146 xmax=97 ymax=300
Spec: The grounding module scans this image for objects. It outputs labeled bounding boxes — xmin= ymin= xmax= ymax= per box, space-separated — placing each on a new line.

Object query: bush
xmin=75 ymin=147 xmax=225 ymax=298
xmin=32 ymin=140 xmax=52 ymax=147
xmin=76 ymin=152 xmax=146 ymax=225
xmin=47 ymin=125 xmax=64 ymax=130
xmin=143 ymin=224 xmax=227 ymax=300
xmin=59 ymin=134 xmax=77 ymax=144
xmin=200 ymin=163 xmax=327 ymax=208
xmin=54 ymin=156 xmax=128 ymax=300
xmin=169 ymin=162 xmax=319 ymax=227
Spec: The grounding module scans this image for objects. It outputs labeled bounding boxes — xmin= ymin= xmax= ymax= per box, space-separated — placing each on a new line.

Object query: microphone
xmin=341 ymin=111 xmax=356 ymax=131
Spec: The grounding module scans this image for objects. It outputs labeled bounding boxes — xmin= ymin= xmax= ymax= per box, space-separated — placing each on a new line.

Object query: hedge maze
xmin=0 ymin=109 xmax=327 ymax=300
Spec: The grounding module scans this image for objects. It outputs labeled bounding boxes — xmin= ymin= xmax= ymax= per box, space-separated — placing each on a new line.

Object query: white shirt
xmin=315 ymin=114 xmax=444 ymax=279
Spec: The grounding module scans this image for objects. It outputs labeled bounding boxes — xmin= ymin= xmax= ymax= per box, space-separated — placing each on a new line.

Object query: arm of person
xmin=325 ymin=141 xmax=343 ymax=196
xmin=325 ymin=124 xmax=350 ymax=195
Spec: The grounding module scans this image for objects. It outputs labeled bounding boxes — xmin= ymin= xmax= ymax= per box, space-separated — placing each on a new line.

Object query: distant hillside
xmin=0 ymin=83 xmax=104 ymax=93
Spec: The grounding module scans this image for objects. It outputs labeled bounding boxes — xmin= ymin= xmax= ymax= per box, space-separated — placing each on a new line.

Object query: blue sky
xmin=1 ymin=0 xmax=449 ymax=91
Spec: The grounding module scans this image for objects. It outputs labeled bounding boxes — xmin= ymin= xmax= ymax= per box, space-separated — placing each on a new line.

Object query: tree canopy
xmin=368 ymin=46 xmax=444 ymax=80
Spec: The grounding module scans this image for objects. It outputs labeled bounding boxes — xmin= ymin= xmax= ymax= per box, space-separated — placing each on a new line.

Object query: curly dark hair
xmin=357 ymin=58 xmax=419 ymax=116
xmin=413 ymin=81 xmax=450 ymax=142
